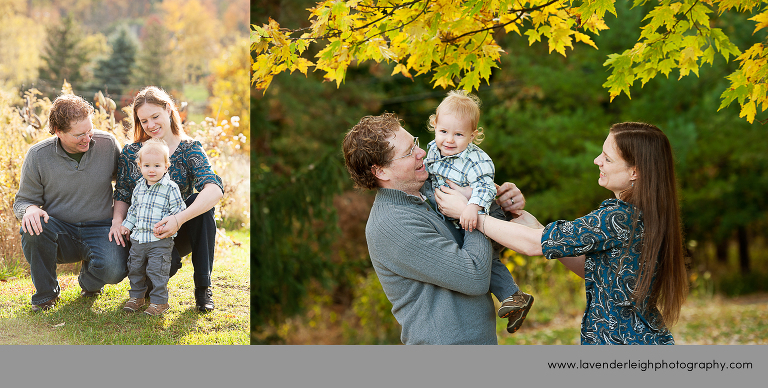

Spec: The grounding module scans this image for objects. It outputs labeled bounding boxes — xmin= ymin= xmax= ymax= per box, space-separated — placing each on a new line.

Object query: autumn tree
xmin=252 ymin=0 xmax=768 ymax=123
xmin=132 ymin=15 xmax=181 ymax=92
xmin=209 ymin=37 xmax=250 ymax=147
xmin=0 ymin=0 xmax=45 ymax=87
xmin=162 ymin=0 xmax=223 ymax=83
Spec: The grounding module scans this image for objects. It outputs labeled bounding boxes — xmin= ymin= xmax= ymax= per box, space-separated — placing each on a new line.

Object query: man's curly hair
xmin=342 ymin=113 xmax=402 ymax=190
xmin=47 ymin=94 xmax=94 ymax=134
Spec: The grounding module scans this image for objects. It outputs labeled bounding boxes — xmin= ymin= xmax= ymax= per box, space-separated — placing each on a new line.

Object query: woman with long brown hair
xmin=436 ymin=122 xmax=688 ymax=344
xmin=109 ymin=86 xmax=224 ymax=313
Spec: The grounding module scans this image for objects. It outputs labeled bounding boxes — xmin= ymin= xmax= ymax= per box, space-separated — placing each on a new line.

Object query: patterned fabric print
xmin=122 ymin=174 xmax=186 ymax=243
xmin=424 ymin=140 xmax=496 ymax=212
xmin=115 ymin=139 xmax=224 ymax=204
xmin=541 ymin=199 xmax=673 ymax=345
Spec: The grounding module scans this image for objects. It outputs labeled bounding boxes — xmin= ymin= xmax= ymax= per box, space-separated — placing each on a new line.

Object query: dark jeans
xmin=21 ymin=217 xmax=129 ymax=305
xmin=168 ymin=193 xmax=217 ymax=289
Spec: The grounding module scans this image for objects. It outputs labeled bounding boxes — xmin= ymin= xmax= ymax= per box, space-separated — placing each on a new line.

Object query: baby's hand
xmin=119 ymin=225 xmax=131 ymax=236
xmin=460 ymin=204 xmax=481 ymax=232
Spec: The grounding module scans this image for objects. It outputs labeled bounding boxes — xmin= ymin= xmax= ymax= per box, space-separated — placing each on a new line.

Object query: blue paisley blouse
xmin=541 ymin=199 xmax=673 ymax=345
xmin=115 ymin=139 xmax=224 ymax=204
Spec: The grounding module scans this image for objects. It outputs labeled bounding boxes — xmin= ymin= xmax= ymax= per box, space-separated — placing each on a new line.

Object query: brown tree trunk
xmin=737 ymin=226 xmax=750 ymax=274
xmin=715 ymin=239 xmax=728 ymax=264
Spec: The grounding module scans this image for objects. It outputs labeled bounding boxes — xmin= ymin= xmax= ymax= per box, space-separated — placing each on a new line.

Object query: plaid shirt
xmin=424 ymin=140 xmax=496 ymax=213
xmin=122 ymin=173 xmax=186 ymax=243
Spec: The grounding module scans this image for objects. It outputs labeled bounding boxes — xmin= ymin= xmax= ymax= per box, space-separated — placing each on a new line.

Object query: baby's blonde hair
xmin=136 ymin=138 xmax=171 ymax=167
xmin=427 ymin=90 xmax=485 ymax=144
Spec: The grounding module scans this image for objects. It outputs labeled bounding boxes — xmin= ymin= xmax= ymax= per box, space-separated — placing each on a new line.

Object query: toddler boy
xmin=425 ymin=90 xmax=534 ymax=333
xmin=119 ymin=138 xmax=186 ymax=316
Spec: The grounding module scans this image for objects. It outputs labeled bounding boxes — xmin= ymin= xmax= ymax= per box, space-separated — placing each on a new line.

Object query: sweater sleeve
xmin=13 ymin=148 xmax=44 ymax=220
xmin=367 ymin=205 xmax=493 ymax=296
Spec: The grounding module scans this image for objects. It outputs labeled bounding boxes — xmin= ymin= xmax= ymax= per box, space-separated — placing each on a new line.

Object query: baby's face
xmin=434 ymin=111 xmax=476 ymax=156
xmin=139 ymin=152 xmax=168 ymax=185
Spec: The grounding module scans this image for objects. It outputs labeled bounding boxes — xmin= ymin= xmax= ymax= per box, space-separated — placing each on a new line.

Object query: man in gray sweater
xmin=14 ymin=94 xmax=129 ymax=312
xmin=342 ymin=113 xmax=525 ymax=344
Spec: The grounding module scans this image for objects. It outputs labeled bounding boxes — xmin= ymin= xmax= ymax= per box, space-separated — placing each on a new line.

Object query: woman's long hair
xmin=611 ymin=122 xmax=687 ymax=327
xmin=131 ymin=86 xmax=184 ymax=143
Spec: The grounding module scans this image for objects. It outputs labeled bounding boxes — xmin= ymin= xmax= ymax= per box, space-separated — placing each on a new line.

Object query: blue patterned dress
xmin=541 ymin=199 xmax=674 ymax=345
xmin=115 ymin=139 xmax=223 ymax=204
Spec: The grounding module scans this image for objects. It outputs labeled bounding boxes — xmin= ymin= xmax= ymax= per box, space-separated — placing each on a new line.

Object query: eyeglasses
xmin=69 ymin=129 xmax=94 ymax=140
xmin=389 ymin=137 xmax=419 ymax=162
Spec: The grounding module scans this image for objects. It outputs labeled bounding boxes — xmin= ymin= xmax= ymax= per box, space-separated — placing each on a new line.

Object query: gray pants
xmin=127 ymin=238 xmax=174 ymax=304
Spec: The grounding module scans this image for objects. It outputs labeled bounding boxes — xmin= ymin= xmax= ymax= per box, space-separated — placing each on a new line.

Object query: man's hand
xmin=109 ymin=219 xmax=128 ymax=246
xmin=445 ymin=180 xmax=472 ymax=200
xmin=21 ymin=206 xmax=49 ymax=235
xmin=495 ymin=182 xmax=525 ymax=213
xmin=460 ymin=204 xmax=481 ymax=232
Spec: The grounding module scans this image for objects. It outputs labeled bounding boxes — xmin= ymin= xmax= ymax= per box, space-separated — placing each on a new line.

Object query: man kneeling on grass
xmin=14 ymin=94 xmax=129 ymax=312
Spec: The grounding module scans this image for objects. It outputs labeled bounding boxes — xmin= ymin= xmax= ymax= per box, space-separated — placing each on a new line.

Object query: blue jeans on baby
xmin=21 ymin=216 xmax=129 ymax=305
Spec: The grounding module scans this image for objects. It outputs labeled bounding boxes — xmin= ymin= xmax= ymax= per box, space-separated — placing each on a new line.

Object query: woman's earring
xmin=631 ymin=181 xmax=634 ymax=187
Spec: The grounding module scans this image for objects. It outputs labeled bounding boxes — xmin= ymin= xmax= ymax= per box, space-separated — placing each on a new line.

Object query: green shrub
xmin=343 ymin=269 xmax=401 ymax=345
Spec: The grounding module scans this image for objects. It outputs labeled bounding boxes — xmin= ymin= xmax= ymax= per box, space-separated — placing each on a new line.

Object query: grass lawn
xmin=497 ymin=292 xmax=768 ymax=345
xmin=0 ymin=228 xmax=249 ymax=345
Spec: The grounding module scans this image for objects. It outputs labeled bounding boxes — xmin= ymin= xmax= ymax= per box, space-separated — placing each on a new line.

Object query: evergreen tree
xmin=132 ymin=16 xmax=179 ymax=91
xmin=38 ymin=14 xmax=90 ymax=95
xmin=91 ymin=27 xmax=137 ymax=101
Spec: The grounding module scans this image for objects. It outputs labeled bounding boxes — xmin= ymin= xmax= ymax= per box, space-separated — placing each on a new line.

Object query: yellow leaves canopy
xmin=253 ymin=0 xmax=768 ymax=122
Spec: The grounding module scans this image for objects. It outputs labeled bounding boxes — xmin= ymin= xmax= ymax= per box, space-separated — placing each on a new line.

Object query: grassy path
xmin=498 ymin=293 xmax=768 ymax=345
xmin=0 ymin=229 xmax=249 ymax=345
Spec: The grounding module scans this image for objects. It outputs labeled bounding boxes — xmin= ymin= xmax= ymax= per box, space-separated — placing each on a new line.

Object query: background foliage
xmin=253 ymin=0 xmax=768 ymax=344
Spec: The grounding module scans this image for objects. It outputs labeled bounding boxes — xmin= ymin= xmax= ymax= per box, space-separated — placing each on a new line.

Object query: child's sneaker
xmin=122 ymin=297 xmax=146 ymax=313
xmin=144 ymin=303 xmax=170 ymax=316
xmin=506 ymin=301 xmax=533 ymax=333
xmin=497 ymin=290 xmax=534 ymax=318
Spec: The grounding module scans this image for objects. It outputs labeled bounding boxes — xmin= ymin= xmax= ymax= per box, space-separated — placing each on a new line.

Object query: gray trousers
xmin=127 ymin=238 xmax=174 ymax=304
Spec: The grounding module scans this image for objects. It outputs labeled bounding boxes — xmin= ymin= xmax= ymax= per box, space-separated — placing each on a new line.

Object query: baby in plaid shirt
xmin=425 ymin=90 xmax=534 ymax=333
xmin=425 ymin=90 xmax=496 ymax=231
xmin=119 ymin=138 xmax=186 ymax=316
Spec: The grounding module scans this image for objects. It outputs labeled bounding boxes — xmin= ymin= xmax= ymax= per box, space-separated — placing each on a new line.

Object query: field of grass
xmin=498 ymin=292 xmax=768 ymax=345
xmin=0 ymin=228 xmax=249 ymax=345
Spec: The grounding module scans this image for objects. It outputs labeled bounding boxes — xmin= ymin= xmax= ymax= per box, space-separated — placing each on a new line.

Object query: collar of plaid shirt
xmin=424 ymin=140 xmax=477 ymax=165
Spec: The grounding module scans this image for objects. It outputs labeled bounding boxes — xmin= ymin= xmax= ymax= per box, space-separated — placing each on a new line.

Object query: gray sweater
xmin=365 ymin=183 xmax=497 ymax=344
xmin=14 ymin=130 xmax=120 ymax=223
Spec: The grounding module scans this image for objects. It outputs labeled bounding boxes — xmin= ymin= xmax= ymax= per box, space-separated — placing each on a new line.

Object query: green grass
xmin=496 ymin=292 xmax=768 ymax=345
xmin=0 ymin=228 xmax=249 ymax=345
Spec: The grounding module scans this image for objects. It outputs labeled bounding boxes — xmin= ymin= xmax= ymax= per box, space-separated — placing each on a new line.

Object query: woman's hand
xmin=154 ymin=214 xmax=182 ymax=239
xmin=435 ymin=183 xmax=469 ymax=219
xmin=495 ymin=182 xmax=525 ymax=213
xmin=509 ymin=210 xmax=544 ymax=229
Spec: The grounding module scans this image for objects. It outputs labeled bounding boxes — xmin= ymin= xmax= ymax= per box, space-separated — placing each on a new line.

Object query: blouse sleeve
xmin=541 ymin=202 xmax=633 ymax=260
xmin=114 ymin=144 xmax=138 ymax=203
xmin=187 ymin=140 xmax=224 ymax=195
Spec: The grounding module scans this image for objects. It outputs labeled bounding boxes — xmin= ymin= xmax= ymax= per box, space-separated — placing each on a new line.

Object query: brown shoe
xmin=122 ymin=297 xmax=146 ymax=313
xmin=31 ymin=297 xmax=59 ymax=312
xmin=80 ymin=287 xmax=104 ymax=298
xmin=144 ymin=303 xmax=170 ymax=316
xmin=498 ymin=290 xmax=534 ymax=318
xmin=506 ymin=295 xmax=534 ymax=333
